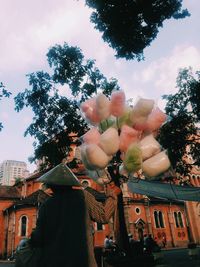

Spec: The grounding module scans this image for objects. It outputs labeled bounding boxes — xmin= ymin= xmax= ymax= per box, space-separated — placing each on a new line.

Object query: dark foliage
xmin=0 ymin=82 xmax=11 ymax=131
xmin=15 ymin=43 xmax=119 ymax=168
xmin=85 ymin=0 xmax=190 ymax=60
xmin=159 ymin=68 xmax=200 ymax=176
xmin=47 ymin=43 xmax=119 ymax=101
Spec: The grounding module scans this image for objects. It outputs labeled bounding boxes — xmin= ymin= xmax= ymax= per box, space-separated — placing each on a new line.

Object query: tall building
xmin=0 ymin=160 xmax=29 ymax=186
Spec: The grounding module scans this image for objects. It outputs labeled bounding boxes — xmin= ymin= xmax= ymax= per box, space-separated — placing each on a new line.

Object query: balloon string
xmin=96 ymin=170 xmax=100 ymax=177
xmin=106 ymin=119 xmax=109 ymax=128
xmin=116 ymin=117 xmax=119 ymax=129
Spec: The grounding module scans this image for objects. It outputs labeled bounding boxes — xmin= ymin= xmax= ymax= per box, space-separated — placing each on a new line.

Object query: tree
xmin=159 ymin=68 xmax=200 ymax=177
xmin=14 ymin=177 xmax=22 ymax=185
xmin=0 ymin=82 xmax=11 ymax=131
xmin=14 ymin=43 xmax=119 ymax=168
xmin=85 ymin=0 xmax=190 ymax=60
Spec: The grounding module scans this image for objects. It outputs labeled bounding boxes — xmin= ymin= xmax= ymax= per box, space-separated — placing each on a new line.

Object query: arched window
xmin=159 ymin=211 xmax=164 ymax=228
xmin=96 ymin=222 xmax=103 ymax=231
xmin=154 ymin=211 xmax=159 ymax=228
xmin=174 ymin=211 xmax=184 ymax=228
xmin=174 ymin=212 xmax=179 ymax=227
xmin=154 ymin=211 xmax=165 ymax=228
xmin=178 ymin=212 xmax=184 ymax=228
xmin=20 ymin=216 xmax=27 ymax=236
xmin=81 ymin=180 xmax=90 ymax=188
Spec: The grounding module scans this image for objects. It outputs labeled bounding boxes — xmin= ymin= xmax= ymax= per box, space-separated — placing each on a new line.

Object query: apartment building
xmin=0 ymin=160 xmax=29 ymax=185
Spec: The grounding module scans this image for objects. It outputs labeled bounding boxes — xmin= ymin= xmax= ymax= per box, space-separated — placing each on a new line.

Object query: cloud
xmin=129 ymin=45 xmax=200 ymax=98
xmin=0 ymin=112 xmax=9 ymax=120
xmin=0 ymin=0 xmax=96 ymax=72
xmin=0 ymin=0 xmax=118 ymax=78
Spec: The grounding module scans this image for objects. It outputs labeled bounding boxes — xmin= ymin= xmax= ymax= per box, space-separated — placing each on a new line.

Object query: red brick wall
xmin=5 ymin=207 xmax=37 ymax=256
xmin=0 ymin=200 xmax=15 ymax=257
xmin=14 ymin=207 xmax=37 ymax=248
xmin=1 ymin=176 xmax=196 ymax=257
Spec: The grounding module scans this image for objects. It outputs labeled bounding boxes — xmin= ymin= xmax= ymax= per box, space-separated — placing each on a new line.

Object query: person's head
xmin=38 ymin=163 xmax=81 ymax=189
xmin=106 ymin=235 xmax=109 ymax=239
xmin=110 ymin=236 xmax=113 ymax=240
xmin=46 ymin=184 xmax=73 ymax=194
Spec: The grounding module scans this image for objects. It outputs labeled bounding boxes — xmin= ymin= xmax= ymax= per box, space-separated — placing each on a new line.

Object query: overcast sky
xmin=0 ymin=0 xmax=199 ymax=172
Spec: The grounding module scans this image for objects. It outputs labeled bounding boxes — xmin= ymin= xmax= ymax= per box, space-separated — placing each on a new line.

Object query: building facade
xmin=184 ymin=167 xmax=200 ymax=245
xmin=0 ymin=163 xmax=199 ymax=259
xmin=0 ymin=160 xmax=29 ymax=186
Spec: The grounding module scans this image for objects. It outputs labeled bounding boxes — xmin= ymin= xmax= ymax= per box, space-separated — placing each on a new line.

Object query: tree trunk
xmin=108 ymin=166 xmax=130 ymax=255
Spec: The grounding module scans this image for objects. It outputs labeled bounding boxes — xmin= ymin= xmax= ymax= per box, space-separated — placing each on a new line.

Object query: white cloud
xmin=0 ymin=112 xmax=9 ymax=120
xmin=0 ymin=0 xmax=95 ymax=72
xmin=130 ymin=45 xmax=200 ymax=98
xmin=0 ymin=0 xmax=117 ymax=76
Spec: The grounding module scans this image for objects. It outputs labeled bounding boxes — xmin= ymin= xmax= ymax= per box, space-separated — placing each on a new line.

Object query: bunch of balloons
xmin=79 ymin=90 xmax=171 ymax=184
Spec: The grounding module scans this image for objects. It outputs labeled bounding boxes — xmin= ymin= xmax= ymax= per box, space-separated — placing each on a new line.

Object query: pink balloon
xmin=147 ymin=108 xmax=167 ymax=131
xmin=142 ymin=150 xmax=171 ymax=177
xmin=96 ymin=94 xmax=111 ymax=120
xmin=85 ymin=109 xmax=101 ymax=124
xmin=85 ymin=144 xmax=110 ymax=169
xmin=110 ymin=90 xmax=126 ymax=117
xmin=80 ymin=99 xmax=94 ymax=113
xmin=82 ymin=128 xmax=101 ymax=145
xmin=119 ymin=125 xmax=139 ymax=152
xmin=132 ymin=116 xmax=149 ymax=131
xmin=81 ymin=98 xmax=101 ymax=124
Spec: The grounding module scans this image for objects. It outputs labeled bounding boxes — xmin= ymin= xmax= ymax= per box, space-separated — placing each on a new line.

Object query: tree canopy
xmin=159 ymin=68 xmax=200 ymax=177
xmin=85 ymin=0 xmax=190 ymax=60
xmin=15 ymin=43 xmax=200 ymax=178
xmin=14 ymin=43 xmax=119 ymax=168
xmin=0 ymin=82 xmax=11 ymax=131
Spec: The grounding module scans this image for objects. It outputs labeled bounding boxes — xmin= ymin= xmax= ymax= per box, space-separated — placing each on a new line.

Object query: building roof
xmin=127 ymin=195 xmax=184 ymax=205
xmin=4 ymin=190 xmax=49 ymax=213
xmin=15 ymin=190 xmax=49 ymax=205
xmin=24 ymin=171 xmax=44 ymax=181
xmin=0 ymin=186 xmax=20 ymax=199
xmin=14 ymin=170 xmax=46 ymax=185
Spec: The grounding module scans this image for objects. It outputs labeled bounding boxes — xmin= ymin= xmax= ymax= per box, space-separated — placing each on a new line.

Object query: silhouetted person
xmin=145 ymin=234 xmax=156 ymax=254
xmin=104 ymin=235 xmax=110 ymax=249
xmin=162 ymin=235 xmax=166 ymax=248
xmin=29 ymin=163 xmax=120 ymax=267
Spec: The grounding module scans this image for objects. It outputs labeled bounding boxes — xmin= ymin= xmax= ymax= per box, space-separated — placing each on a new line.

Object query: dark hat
xmin=37 ymin=163 xmax=81 ymax=186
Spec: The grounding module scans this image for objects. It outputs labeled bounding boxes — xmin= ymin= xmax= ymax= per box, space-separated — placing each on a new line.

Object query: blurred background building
xmin=0 ymin=160 xmax=29 ymax=186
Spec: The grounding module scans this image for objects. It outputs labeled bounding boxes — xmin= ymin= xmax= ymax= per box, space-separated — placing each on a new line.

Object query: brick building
xmin=0 ymin=186 xmax=20 ymax=257
xmin=0 ymin=164 xmax=199 ymax=258
xmin=184 ymin=167 xmax=200 ymax=245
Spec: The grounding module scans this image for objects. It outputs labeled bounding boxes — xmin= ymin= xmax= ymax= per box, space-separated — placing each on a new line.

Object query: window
xmin=174 ymin=212 xmax=179 ymax=227
xmin=178 ymin=212 xmax=184 ymax=228
xmin=154 ymin=211 xmax=159 ymax=228
xmin=20 ymin=216 xmax=28 ymax=236
xmin=174 ymin=211 xmax=184 ymax=228
xmin=96 ymin=222 xmax=103 ymax=231
xmin=81 ymin=180 xmax=89 ymax=188
xmin=159 ymin=211 xmax=164 ymax=228
xmin=154 ymin=211 xmax=165 ymax=228
xmin=135 ymin=207 xmax=141 ymax=215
